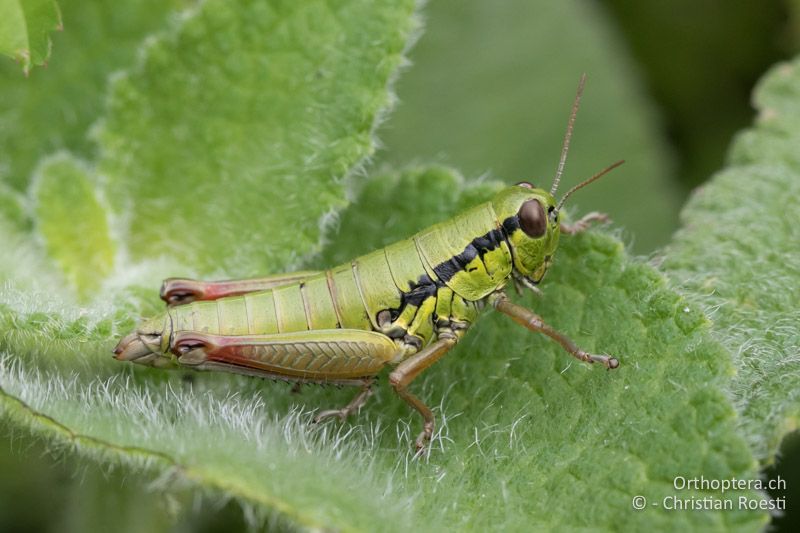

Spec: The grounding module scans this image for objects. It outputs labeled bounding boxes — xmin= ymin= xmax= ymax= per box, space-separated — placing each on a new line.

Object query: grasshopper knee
xmin=161 ymin=278 xmax=205 ymax=306
xmin=388 ymin=369 xmax=404 ymax=390
xmin=170 ymin=332 xmax=214 ymax=365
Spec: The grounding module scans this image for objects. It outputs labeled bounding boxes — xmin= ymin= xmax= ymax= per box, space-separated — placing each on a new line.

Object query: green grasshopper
xmin=114 ymin=76 xmax=621 ymax=451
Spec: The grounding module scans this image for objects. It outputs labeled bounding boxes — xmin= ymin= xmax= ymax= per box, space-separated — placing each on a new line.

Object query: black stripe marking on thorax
xmin=383 ymin=215 xmax=520 ymax=335
xmin=401 ymin=273 xmax=440 ymax=308
xmin=432 ymin=215 xmax=519 ymax=282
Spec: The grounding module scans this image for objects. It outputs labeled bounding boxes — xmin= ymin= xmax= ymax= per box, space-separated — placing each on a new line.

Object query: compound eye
xmin=515 ymin=181 xmax=534 ymax=189
xmin=518 ymin=199 xmax=547 ymax=238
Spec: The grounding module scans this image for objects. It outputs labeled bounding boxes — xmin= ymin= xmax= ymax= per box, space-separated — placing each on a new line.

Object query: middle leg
xmin=313 ymin=378 xmax=375 ymax=423
xmin=389 ymin=335 xmax=458 ymax=452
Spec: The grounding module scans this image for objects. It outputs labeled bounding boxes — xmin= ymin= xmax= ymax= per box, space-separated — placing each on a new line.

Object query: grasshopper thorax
xmin=491 ymin=184 xmax=560 ymax=284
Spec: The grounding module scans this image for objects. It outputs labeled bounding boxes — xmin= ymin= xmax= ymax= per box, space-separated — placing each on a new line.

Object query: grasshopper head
xmin=491 ymin=159 xmax=623 ymax=287
xmin=491 ymin=184 xmax=561 ymax=284
xmin=490 ymin=75 xmax=623 ymax=288
xmin=113 ymin=314 xmax=175 ymax=368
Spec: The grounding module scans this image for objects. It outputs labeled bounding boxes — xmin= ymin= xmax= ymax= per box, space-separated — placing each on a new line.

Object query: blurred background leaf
xmin=379 ymin=0 xmax=798 ymax=252
xmin=0 ymin=0 xmax=190 ymax=196
xmin=602 ymin=0 xmax=796 ymax=189
xmin=379 ymin=0 xmax=679 ymax=252
xmin=0 ymin=0 xmax=61 ymax=74
xmin=32 ymin=153 xmax=114 ymax=299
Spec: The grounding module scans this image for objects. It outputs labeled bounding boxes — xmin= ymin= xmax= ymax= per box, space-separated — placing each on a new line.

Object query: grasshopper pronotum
xmin=114 ymin=76 xmax=621 ymax=452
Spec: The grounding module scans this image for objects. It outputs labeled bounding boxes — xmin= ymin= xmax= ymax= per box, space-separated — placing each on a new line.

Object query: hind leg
xmin=161 ymin=271 xmax=319 ymax=306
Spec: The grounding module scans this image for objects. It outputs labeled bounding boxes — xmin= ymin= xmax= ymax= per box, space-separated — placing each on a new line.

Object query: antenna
xmin=556 ymin=160 xmax=625 ymax=211
xmin=550 ymin=73 xmax=587 ymax=196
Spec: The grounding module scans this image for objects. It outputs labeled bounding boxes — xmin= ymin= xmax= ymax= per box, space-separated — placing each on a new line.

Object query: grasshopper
xmin=114 ymin=76 xmax=621 ymax=451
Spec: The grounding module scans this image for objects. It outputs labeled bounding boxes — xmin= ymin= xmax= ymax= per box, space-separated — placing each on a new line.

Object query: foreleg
xmin=491 ymin=294 xmax=619 ymax=369
xmin=560 ymin=211 xmax=609 ymax=235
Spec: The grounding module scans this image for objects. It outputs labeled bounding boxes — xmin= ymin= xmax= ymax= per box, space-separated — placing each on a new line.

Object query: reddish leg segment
xmin=161 ymin=271 xmax=319 ymax=306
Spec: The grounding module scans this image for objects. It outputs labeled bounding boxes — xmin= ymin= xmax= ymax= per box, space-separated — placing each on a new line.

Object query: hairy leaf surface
xmin=96 ymin=0 xmax=419 ymax=277
xmin=664 ymin=58 xmax=800 ymax=463
xmin=2 ymin=166 xmax=767 ymax=530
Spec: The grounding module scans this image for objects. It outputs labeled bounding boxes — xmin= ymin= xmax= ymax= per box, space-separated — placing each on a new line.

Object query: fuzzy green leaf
xmin=0 ymin=0 xmax=61 ymax=74
xmin=1 ymin=167 xmax=767 ymax=530
xmin=31 ymin=153 xmax=114 ymax=299
xmin=1 ymin=0 xmax=788 ymax=528
xmin=316 ymin=167 xmax=766 ymax=530
xmin=664 ymin=58 xmax=800 ymax=463
xmin=378 ymin=0 xmax=680 ymax=252
xmin=95 ymin=0 xmax=419 ymax=277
